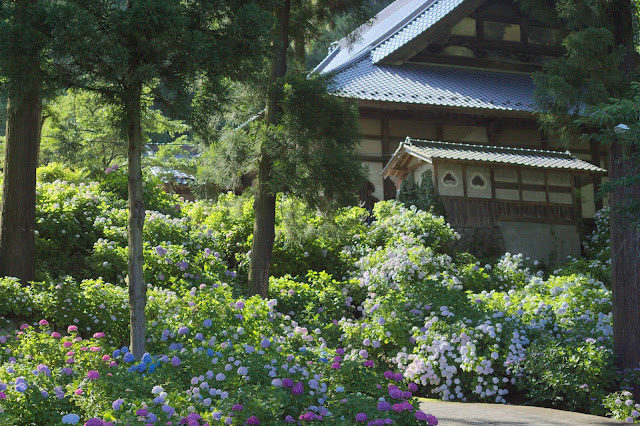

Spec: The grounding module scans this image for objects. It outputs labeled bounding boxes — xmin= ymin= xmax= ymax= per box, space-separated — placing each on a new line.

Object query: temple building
xmin=315 ymin=0 xmax=607 ymax=261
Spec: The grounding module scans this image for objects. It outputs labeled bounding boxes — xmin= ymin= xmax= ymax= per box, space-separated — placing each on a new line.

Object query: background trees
xmin=202 ymin=0 xmax=374 ymax=296
xmin=50 ymin=0 xmax=271 ymax=358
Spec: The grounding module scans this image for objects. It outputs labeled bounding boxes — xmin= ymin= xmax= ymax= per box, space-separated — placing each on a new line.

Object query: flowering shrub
xmin=604 ymin=391 xmax=640 ymax=423
xmin=0 ymin=168 xmax=623 ymax=422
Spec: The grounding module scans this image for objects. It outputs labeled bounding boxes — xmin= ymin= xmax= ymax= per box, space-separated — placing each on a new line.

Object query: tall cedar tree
xmin=0 ymin=0 xmax=55 ymax=284
xmin=524 ymin=0 xmax=640 ymax=390
xmin=54 ymin=0 xmax=271 ymax=358
xmin=246 ymin=0 xmax=370 ymax=296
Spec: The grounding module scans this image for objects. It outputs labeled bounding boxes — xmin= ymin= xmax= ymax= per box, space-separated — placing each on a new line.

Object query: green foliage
xmin=206 ymin=73 xmax=367 ymax=209
xmin=516 ymin=338 xmax=616 ymax=414
xmin=41 ymin=89 xmax=189 ymax=170
xmin=269 ymin=272 xmax=364 ymax=340
xmin=396 ymin=170 xmax=445 ymax=217
xmin=604 ymin=391 xmax=640 ymax=423
xmin=36 ymin=163 xmax=86 ymax=184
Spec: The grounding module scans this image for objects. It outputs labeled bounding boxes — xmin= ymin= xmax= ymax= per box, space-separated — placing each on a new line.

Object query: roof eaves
xmin=373 ymin=0 xmax=487 ymax=65
xmin=316 ymin=0 xmax=440 ymax=76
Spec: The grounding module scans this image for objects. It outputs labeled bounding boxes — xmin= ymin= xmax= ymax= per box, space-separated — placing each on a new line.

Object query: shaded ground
xmin=418 ymin=399 xmax=625 ymax=425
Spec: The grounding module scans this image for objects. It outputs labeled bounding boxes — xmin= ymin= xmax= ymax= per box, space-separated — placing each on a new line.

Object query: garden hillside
xmin=0 ymin=165 xmax=637 ymax=425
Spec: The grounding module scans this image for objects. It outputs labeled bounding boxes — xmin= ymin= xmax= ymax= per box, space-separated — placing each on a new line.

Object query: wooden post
xmin=489 ymin=167 xmax=496 ymax=199
xmin=462 ymin=163 xmax=468 ymax=197
xmin=516 ymin=169 xmax=522 ymax=201
xmin=543 ymin=170 xmax=550 ymax=203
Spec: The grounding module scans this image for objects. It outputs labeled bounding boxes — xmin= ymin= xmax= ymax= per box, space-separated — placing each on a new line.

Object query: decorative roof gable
xmin=316 ymin=0 xmax=540 ymax=114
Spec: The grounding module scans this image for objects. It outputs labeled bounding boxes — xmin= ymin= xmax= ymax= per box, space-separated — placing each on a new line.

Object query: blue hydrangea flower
xmin=61 ymin=413 xmax=80 ymax=424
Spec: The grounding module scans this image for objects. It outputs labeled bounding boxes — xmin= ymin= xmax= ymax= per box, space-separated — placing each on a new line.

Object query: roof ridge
xmin=406 ymin=138 xmax=575 ymax=158
xmin=314 ymin=0 xmax=433 ymax=75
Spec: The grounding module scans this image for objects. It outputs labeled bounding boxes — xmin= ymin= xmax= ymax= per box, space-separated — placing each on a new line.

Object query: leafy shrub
xmin=516 ymin=337 xmax=616 ymax=414
xmin=604 ymin=391 xmax=640 ymax=423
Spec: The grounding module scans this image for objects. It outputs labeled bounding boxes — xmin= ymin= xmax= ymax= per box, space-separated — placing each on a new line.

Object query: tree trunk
xmin=125 ymin=86 xmax=146 ymax=358
xmin=292 ymin=0 xmax=305 ymax=68
xmin=609 ymin=0 xmax=640 ymax=395
xmin=610 ymin=140 xmax=640 ymax=394
xmin=0 ymin=85 xmax=41 ymax=285
xmin=248 ymin=0 xmax=290 ymax=296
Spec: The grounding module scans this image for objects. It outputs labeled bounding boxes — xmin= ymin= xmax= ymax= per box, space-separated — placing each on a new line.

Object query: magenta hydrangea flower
xmin=377 ymin=401 xmax=391 ymax=412
xmin=389 ymin=387 xmax=403 ymax=399
xmin=68 ymin=325 xmax=78 ymax=332
xmin=135 ymin=408 xmax=148 ymax=416
xmin=19 ymin=324 xmax=29 ymax=330
xmin=245 ymin=416 xmax=260 ymax=425
xmin=232 ymin=404 xmax=243 ymax=411
xmin=39 ymin=319 xmax=49 ymax=326
xmin=51 ymin=332 xmax=61 ymax=338
xmin=408 ymin=383 xmax=418 ymax=392
xmin=336 ymin=348 xmax=345 ymax=355
xmin=282 ymin=378 xmax=294 ymax=388
xmin=331 ymin=362 xmax=341 ymax=369
xmin=84 ymin=418 xmax=104 ymax=426
xmin=87 ymin=371 xmax=100 ymax=380
xmin=415 ymin=411 xmax=438 ymax=425
xmin=299 ymin=412 xmax=320 ymax=421
xmin=364 ymin=360 xmax=375 ymax=367
xmin=355 ymin=413 xmax=368 ymax=422
xmin=93 ymin=332 xmax=106 ymax=339
xmin=291 ymin=382 xmax=304 ymax=396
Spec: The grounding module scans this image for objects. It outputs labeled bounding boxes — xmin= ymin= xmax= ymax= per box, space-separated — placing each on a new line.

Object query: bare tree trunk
xmin=0 ymin=85 xmax=41 ymax=284
xmin=125 ymin=86 xmax=146 ymax=358
xmin=610 ymin=140 xmax=640 ymax=395
xmin=248 ymin=0 xmax=290 ymax=296
xmin=608 ymin=0 xmax=640 ymax=395
xmin=292 ymin=0 xmax=305 ymax=68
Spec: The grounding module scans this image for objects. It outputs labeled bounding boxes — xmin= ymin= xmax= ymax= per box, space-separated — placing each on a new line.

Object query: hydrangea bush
xmin=0 ymin=169 xmax=630 ymax=423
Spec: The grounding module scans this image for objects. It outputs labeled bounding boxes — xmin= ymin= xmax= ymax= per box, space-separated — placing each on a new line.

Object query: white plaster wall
xmin=521 ymin=169 xmax=544 ymax=184
xmin=522 ymin=190 xmax=546 ymax=202
xmin=466 ymin=165 xmax=491 ymax=199
xmin=498 ymin=221 xmax=581 ymax=264
xmin=366 ymin=161 xmax=384 ymax=201
xmin=496 ymin=188 xmax=520 ymax=201
xmin=549 ymin=192 xmax=572 ymax=204
xmin=451 ymin=17 xmax=476 ymax=36
xmin=437 ymin=164 xmax=464 ymax=197
xmin=360 ymin=139 xmax=382 ymax=156
xmin=547 ymin=172 xmax=571 ymax=186
xmin=494 ymin=168 xmax=518 ymax=182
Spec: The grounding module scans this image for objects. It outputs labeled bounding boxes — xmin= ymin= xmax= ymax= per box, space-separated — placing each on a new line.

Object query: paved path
xmin=418 ymin=399 xmax=625 ymax=425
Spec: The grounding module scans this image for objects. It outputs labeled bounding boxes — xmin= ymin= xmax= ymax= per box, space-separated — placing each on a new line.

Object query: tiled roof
xmin=389 ymin=138 xmax=606 ymax=172
xmin=315 ymin=0 xmax=430 ymax=74
xmin=371 ymin=0 xmax=467 ymax=63
xmin=330 ymin=59 xmax=537 ymax=112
